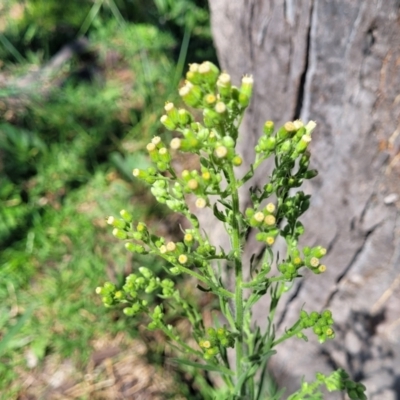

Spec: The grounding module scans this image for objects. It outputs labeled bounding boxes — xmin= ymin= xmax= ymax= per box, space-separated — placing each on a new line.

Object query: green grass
xmin=0 ymin=2 xmax=216 ymax=396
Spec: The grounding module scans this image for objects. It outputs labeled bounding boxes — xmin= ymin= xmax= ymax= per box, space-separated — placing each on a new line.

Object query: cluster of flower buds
xmin=255 ymin=120 xmax=317 ymax=160
xmin=303 ymin=245 xmax=327 ymax=274
xmin=299 ymin=309 xmax=335 ymax=343
xmin=316 ymin=370 xmax=367 ymax=400
xmin=246 ymin=202 xmax=279 ymax=246
xmin=96 ymin=266 xmax=177 ymax=321
xmin=276 ymin=244 xmax=327 ymax=281
xmin=198 ymin=327 xmax=235 ymax=360
xmin=159 ymin=62 xmax=250 ymax=164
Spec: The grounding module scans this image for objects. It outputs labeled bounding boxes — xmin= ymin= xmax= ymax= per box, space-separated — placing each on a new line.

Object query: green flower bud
xmin=139 ymin=267 xmax=153 ymax=279
xmin=146 ymin=142 xmax=159 ymax=163
xmin=195 ymin=197 xmax=207 ymax=209
xmin=120 ymin=209 xmax=133 ymax=223
xmin=264 ymin=137 xmax=276 ymax=150
xmin=215 ymin=101 xmax=227 ymax=117
xmin=198 ymin=61 xmax=220 ymax=85
xmin=184 ymin=233 xmax=194 ymax=246
xmin=300 ymin=310 xmax=309 ymax=320
xmin=216 ymin=73 xmax=232 ymax=98
xmin=179 ymin=82 xmax=203 ymax=108
xmin=239 ymin=75 xmax=253 ymax=107
xmin=230 ymin=86 xmax=240 ymax=101
xmin=160 ymin=114 xmax=177 ymax=130
xmin=164 ymin=102 xmax=179 ymax=124
xmin=178 ymin=108 xmax=192 ymax=126
xmin=178 ymin=254 xmax=188 ymax=264
xmin=107 ymin=216 xmax=126 ymax=229
xmin=299 ymin=152 xmax=310 ymax=168
xmin=207 ymin=327 xmax=216 ymax=338
xmin=186 ymin=63 xmax=202 ymax=84
xmin=204 ymin=93 xmax=217 ymax=107
xmin=203 ymin=108 xmax=222 ymax=127
xmin=295 ymin=134 xmax=312 ymax=153
xmin=112 ymin=228 xmax=127 ymax=240
xmin=158 ymin=147 xmax=171 ymax=163
xmin=264 ymin=214 xmax=276 ymax=226
xmin=125 ymin=242 xmax=144 ymax=253
xmin=170 ymin=138 xmax=182 ymax=150
xmin=263 ymin=120 xmax=274 ymax=136
xmin=310 ymin=311 xmax=319 ymax=321
xmin=284 ymin=121 xmax=297 ymax=134
xmin=222 ymin=136 xmax=235 ymax=148
xmin=214 ymin=145 xmax=228 ymax=159
xmin=232 ymin=155 xmax=243 ymax=166
xmin=305 ymin=120 xmax=317 ymax=135
xmin=304 ymin=169 xmax=318 ymax=179
xmin=280 ymin=140 xmax=292 ymax=153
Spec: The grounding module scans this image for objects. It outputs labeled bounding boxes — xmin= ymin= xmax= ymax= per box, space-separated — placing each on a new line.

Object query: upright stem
xmin=226 ymin=165 xmax=244 ymax=389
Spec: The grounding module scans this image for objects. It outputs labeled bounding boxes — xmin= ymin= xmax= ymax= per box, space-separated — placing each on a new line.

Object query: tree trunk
xmin=208 ymin=1 xmax=400 ymax=398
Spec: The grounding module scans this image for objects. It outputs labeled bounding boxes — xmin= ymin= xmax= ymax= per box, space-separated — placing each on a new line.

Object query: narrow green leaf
xmin=171 ymin=358 xmax=235 ymax=376
xmin=213 ymin=203 xmax=226 ymax=222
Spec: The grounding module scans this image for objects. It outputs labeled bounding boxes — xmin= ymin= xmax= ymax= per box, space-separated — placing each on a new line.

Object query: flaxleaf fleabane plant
xmin=97 ymin=61 xmax=367 ymax=400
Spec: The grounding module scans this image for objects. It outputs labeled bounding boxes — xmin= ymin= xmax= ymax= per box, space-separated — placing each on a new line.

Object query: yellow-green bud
xmin=158 ymin=147 xmax=171 ymax=163
xmin=170 ymin=138 xmax=181 ymax=150
xmin=164 ymin=242 xmax=175 ymax=252
xmin=184 ymin=233 xmax=194 ymax=244
xmin=318 ymin=264 xmax=327 ymax=273
xmin=215 ymin=101 xmax=227 ymax=115
xmin=198 ymin=61 xmax=220 ymax=85
xmin=254 ymin=212 xmax=265 ymax=222
xmin=217 ymin=72 xmax=232 ymax=97
xmin=112 ymin=228 xmax=127 ymax=240
xmin=146 ymin=142 xmax=156 ymax=152
xmin=310 ymin=257 xmax=319 ymax=267
xmin=265 ymin=203 xmax=275 ymax=213
xmin=239 ymin=75 xmax=253 ymax=107
xmin=186 ymin=63 xmax=202 ymax=84
xmin=295 ymin=134 xmax=312 ymax=153
xmin=232 ymin=155 xmax=242 ymax=166
xmin=187 ymin=179 xmax=199 ymax=190
xmin=214 ymin=145 xmax=228 ymax=158
xmin=305 ymin=120 xmax=317 ymax=135
xmin=195 ymin=197 xmax=207 ymax=208
xmin=178 ymin=108 xmax=192 ymax=126
xmin=107 ymin=216 xmax=126 ymax=229
xmin=264 ymin=215 xmax=276 ymax=226
xmin=266 ymin=236 xmax=275 ymax=245
xmin=293 ymin=119 xmax=304 ymax=130
xmin=204 ymin=93 xmax=217 ymax=106
xmin=164 ymin=102 xmax=179 ymax=123
xmin=178 ymin=254 xmax=188 ymax=264
xmin=160 ymin=114 xmax=176 ymax=130
xmin=284 ymin=121 xmax=297 ymax=134
xmin=263 ymin=120 xmax=274 ymax=136
xmin=179 ymin=82 xmax=202 ymax=108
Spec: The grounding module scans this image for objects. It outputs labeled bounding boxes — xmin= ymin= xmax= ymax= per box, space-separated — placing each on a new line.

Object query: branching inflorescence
xmin=97 ymin=61 xmax=367 ymax=400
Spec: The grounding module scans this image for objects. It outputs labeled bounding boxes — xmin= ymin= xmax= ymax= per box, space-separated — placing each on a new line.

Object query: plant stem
xmin=226 ymin=165 xmax=244 ymax=391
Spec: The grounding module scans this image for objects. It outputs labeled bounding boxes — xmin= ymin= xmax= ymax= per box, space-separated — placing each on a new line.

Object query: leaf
xmin=218 ymin=199 xmax=232 ymax=210
xmin=171 ymin=358 xmax=235 ymax=376
xmin=213 ymin=203 xmax=226 ymax=222
xmin=199 ymin=156 xmax=211 ymax=168
xmin=235 ymin=364 xmax=258 ymax=393
xmin=240 ymin=163 xmax=255 ymax=185
xmin=197 ymin=285 xmax=211 ymax=293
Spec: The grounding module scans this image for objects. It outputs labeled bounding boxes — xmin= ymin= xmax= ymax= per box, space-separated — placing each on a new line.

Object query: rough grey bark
xmin=208 ymin=1 xmax=400 ymax=398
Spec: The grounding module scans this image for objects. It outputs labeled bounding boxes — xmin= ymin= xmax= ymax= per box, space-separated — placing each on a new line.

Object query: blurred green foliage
xmin=0 ymin=0 xmax=215 ymax=396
